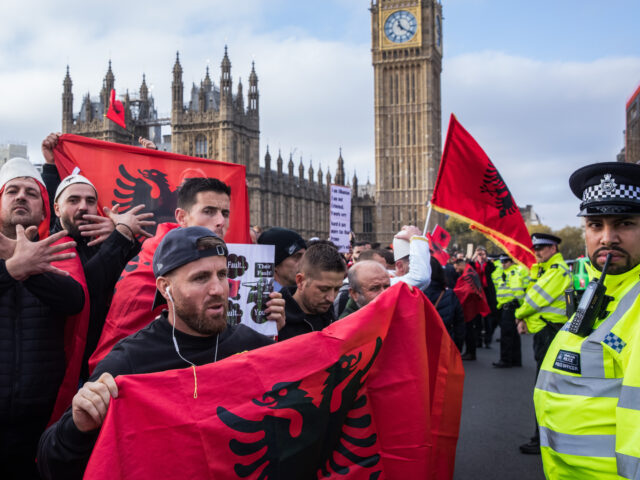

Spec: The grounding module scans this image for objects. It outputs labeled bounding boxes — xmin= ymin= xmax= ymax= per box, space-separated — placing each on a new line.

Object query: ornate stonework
xmin=61 ymin=50 xmax=376 ymax=242
xmin=371 ymin=0 xmax=444 ymax=243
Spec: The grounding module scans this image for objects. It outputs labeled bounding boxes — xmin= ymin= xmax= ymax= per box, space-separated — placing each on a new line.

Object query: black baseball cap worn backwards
xmin=152 ymin=226 xmax=228 ymax=309
xmin=569 ymin=162 xmax=640 ymax=216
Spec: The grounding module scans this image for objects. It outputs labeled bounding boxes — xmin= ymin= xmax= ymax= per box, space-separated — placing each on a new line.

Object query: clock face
xmin=384 ymin=10 xmax=418 ymax=44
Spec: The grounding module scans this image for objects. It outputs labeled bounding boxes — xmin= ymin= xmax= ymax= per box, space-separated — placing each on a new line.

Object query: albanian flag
xmin=454 ymin=264 xmax=490 ymax=323
xmin=106 ymin=89 xmax=126 ymax=129
xmin=426 ymin=224 xmax=451 ymax=266
xmin=52 ymin=133 xmax=250 ymax=241
xmin=431 ymin=115 xmax=535 ymax=267
xmin=84 ymin=284 xmax=464 ymax=480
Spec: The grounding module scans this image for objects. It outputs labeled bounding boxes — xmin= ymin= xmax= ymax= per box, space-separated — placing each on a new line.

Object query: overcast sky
xmin=1 ymin=0 xmax=639 ymax=229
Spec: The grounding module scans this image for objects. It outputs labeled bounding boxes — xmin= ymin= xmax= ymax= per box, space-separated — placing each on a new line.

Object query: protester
xmin=0 ymin=158 xmax=84 ymax=479
xmin=471 ymin=246 xmax=497 ymax=348
xmin=424 ymin=257 xmax=465 ymax=351
xmin=257 ymin=227 xmax=306 ymax=291
xmin=514 ymin=232 xmax=570 ymax=455
xmin=339 ymin=260 xmax=391 ymax=319
xmin=279 ymin=243 xmax=346 ymax=341
xmin=391 ymin=225 xmax=431 ymax=289
xmin=493 ymin=254 xmax=525 ymax=368
xmin=351 ymin=240 xmax=371 ymax=262
xmin=453 ymin=258 xmax=490 ymax=361
xmin=38 ymin=226 xmax=280 ymax=479
xmin=88 ymin=177 xmax=286 ymax=369
xmin=534 ymin=162 xmax=640 ymax=478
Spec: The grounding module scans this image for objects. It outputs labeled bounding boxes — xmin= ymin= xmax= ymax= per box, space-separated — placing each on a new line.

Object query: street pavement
xmin=454 ymin=333 xmax=546 ymax=479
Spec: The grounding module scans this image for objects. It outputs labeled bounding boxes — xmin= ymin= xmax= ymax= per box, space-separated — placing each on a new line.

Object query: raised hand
xmin=78 ymin=214 xmax=116 ymax=247
xmin=138 ymin=137 xmax=158 ymax=150
xmin=265 ymin=291 xmax=286 ymax=331
xmin=394 ymin=224 xmax=422 ymax=241
xmin=5 ymin=226 xmax=76 ymax=281
xmin=106 ymin=203 xmax=156 ymax=240
xmin=41 ymin=132 xmax=61 ymax=165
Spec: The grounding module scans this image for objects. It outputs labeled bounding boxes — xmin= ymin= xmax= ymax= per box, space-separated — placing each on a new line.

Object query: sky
xmin=1 ymin=0 xmax=639 ymax=229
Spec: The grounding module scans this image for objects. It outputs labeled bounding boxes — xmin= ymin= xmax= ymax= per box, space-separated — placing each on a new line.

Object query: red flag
xmin=106 ymin=89 xmax=126 ymax=129
xmin=47 ymin=239 xmax=90 ymax=425
xmin=454 ymin=264 xmax=491 ymax=322
xmin=84 ymin=284 xmax=464 ymax=480
xmin=432 ymin=224 xmax=451 ymax=249
xmin=88 ymin=222 xmax=178 ymax=371
xmin=52 ymin=134 xmax=250 ymax=241
xmin=426 ymin=232 xmax=450 ymax=266
xmin=431 ymin=115 xmax=535 ymax=267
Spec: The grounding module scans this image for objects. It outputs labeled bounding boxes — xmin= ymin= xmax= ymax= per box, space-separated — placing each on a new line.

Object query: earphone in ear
xmin=165 ymin=286 xmax=173 ymax=303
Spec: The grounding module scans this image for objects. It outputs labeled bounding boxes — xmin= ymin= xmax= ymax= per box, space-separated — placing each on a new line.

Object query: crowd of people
xmin=1 ymin=131 xmax=639 ymax=480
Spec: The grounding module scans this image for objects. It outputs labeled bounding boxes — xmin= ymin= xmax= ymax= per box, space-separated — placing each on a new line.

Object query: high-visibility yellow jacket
xmin=533 ymin=261 xmax=640 ymax=479
xmin=515 ymin=252 xmax=571 ymax=334
xmin=518 ymin=264 xmax=531 ymax=291
xmin=496 ymin=264 xmax=525 ymax=309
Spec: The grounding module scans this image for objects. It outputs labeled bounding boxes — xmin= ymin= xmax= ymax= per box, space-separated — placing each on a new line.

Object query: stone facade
xmin=370 ymin=0 xmax=444 ymax=244
xmin=61 ymin=50 xmax=376 ymax=242
xmin=625 ymin=83 xmax=640 ymax=164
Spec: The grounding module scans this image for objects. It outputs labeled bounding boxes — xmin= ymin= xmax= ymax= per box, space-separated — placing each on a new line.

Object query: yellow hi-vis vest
xmin=496 ymin=264 xmax=525 ymax=309
xmin=515 ymin=252 xmax=571 ymax=334
xmin=533 ymin=261 xmax=640 ymax=479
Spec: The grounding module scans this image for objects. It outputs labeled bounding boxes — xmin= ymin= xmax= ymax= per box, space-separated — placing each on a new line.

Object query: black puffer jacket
xmin=424 ymin=279 xmax=465 ymax=351
xmin=0 ymin=260 xmax=84 ymax=477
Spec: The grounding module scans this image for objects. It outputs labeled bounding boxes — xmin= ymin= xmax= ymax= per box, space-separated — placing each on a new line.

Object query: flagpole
xmin=423 ymin=202 xmax=432 ymax=237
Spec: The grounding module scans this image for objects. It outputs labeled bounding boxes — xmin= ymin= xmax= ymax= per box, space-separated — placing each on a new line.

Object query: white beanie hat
xmin=0 ymin=157 xmax=44 ymax=190
xmin=54 ymin=171 xmax=97 ymax=202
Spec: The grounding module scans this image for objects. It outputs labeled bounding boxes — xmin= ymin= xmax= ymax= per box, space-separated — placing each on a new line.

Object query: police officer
xmin=515 ymin=233 xmax=571 ymax=455
xmin=493 ymin=254 xmax=525 ymax=368
xmin=534 ymin=162 xmax=640 ymax=478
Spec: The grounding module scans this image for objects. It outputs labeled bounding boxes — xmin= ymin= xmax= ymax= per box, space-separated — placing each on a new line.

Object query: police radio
xmin=567 ymin=253 xmax=614 ymax=337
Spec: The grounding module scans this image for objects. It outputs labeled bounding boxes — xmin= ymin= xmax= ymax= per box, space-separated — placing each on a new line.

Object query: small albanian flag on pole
xmin=106 ymin=88 xmax=126 ymax=129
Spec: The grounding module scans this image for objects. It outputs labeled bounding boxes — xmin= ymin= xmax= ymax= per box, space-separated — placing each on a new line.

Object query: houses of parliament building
xmin=61 ymin=1 xmax=445 ymax=244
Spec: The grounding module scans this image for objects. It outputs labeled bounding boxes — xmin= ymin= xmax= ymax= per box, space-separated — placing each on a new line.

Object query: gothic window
xmin=363 ymin=207 xmax=372 ymax=233
xmin=195 ymin=135 xmax=207 ymax=158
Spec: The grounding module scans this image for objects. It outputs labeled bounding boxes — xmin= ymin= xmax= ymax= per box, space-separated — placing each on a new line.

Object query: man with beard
xmin=279 ymin=243 xmax=346 ymax=341
xmin=37 ymin=226 xmax=280 ymax=480
xmin=0 ymin=158 xmax=83 ymax=479
xmin=534 ymin=162 xmax=640 ymax=479
xmin=53 ymin=174 xmax=154 ymax=381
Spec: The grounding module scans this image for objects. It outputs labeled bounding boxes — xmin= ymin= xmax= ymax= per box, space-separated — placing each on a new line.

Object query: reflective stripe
xmin=512 ymin=287 xmax=525 ymax=292
xmin=539 ymin=426 xmax=615 ymax=458
xmin=617 ymin=452 xmax=640 ymax=480
xmin=580 ymin=281 xmax=640 ymax=377
xmin=536 ymin=370 xmax=622 ymax=398
xmin=539 ymin=305 xmax=566 ymax=316
xmin=496 ymin=293 xmax=511 ymax=297
xmin=619 ymin=385 xmax=640 ymax=410
xmin=533 ymin=283 xmax=555 ymax=303
xmin=524 ymin=295 xmax=541 ymax=310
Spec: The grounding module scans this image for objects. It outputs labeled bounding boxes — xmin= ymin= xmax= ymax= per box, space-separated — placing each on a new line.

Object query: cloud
xmin=1 ymin=3 xmax=639 ymax=233
xmin=442 ymin=51 xmax=640 ymax=228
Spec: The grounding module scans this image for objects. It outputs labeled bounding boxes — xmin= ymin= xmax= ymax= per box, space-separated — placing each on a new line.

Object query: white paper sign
xmin=329 ymin=184 xmax=352 ymax=253
xmin=226 ymin=244 xmax=277 ymax=337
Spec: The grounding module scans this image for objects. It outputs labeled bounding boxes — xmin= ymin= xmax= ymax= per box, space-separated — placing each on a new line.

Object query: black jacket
xmin=0 ymin=260 xmax=84 ymax=478
xmin=424 ymin=280 xmax=465 ymax=351
xmin=279 ymin=287 xmax=335 ymax=341
xmin=50 ymin=205 xmax=141 ymax=382
xmin=37 ymin=312 xmax=274 ymax=480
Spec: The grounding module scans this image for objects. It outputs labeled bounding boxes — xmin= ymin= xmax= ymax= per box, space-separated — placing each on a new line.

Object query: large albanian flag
xmin=84 ymin=284 xmax=464 ymax=480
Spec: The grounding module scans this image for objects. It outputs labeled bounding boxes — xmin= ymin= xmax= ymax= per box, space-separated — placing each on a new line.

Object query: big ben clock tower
xmin=371 ymin=0 xmax=443 ymax=243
